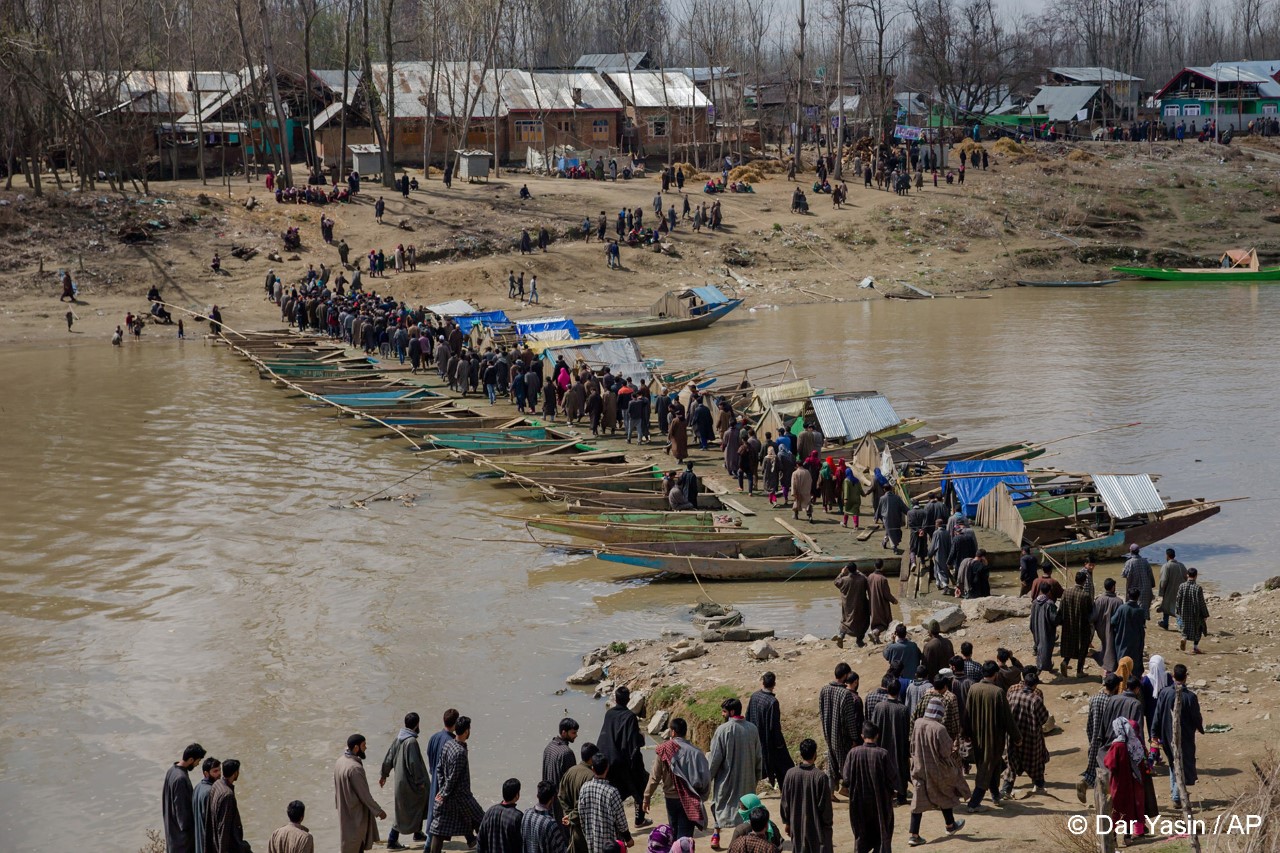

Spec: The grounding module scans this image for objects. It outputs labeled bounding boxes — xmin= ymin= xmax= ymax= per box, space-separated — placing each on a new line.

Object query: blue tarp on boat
xmin=517 ymin=317 xmax=580 ymax=341
xmin=940 ymin=460 xmax=1030 ymax=517
xmin=690 ymin=285 xmax=730 ymax=305
xmin=453 ymin=310 xmax=511 ymax=333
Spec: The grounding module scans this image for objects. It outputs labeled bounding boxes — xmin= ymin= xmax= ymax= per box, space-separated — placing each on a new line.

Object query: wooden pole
xmin=1171 ymin=682 xmax=1202 ymax=852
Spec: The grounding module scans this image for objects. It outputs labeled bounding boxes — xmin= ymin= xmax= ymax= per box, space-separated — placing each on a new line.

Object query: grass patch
xmin=651 ymin=683 xmax=688 ymax=709
xmin=685 ymin=686 xmax=739 ymax=725
xmin=608 ymin=641 xmax=629 ymax=655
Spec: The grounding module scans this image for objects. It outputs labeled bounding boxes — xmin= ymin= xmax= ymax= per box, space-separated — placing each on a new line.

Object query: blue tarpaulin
xmin=939 ymin=460 xmax=1030 ymax=517
xmin=453 ymin=310 xmax=510 ymax=333
xmin=517 ymin=317 xmax=580 ymax=341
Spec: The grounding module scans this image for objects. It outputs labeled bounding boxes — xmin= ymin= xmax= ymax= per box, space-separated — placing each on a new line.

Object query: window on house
xmin=1163 ymin=105 xmax=1180 ymax=117
xmin=647 ymin=117 xmax=669 ymax=137
xmin=515 ymin=120 xmax=544 ymax=142
xmin=1183 ymin=104 xmax=1201 ymax=116
xmin=592 ymin=119 xmax=610 ymax=141
xmin=1265 ymin=103 xmax=1278 ymax=115
xmin=556 ymin=119 xmax=572 ymax=133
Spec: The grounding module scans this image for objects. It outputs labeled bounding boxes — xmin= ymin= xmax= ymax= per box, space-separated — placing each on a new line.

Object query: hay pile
xmin=754 ymin=159 xmax=788 ymax=174
xmin=991 ymin=137 xmax=1041 ymax=163
xmin=1066 ymin=148 xmax=1100 ymax=164
xmin=673 ymin=162 xmax=699 ymax=179
xmin=728 ymin=164 xmax=765 ymax=183
xmin=957 ymin=138 xmax=986 ymax=155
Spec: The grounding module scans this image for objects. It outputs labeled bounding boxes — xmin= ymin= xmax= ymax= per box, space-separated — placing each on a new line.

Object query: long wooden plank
xmin=776 ymin=517 xmax=823 ymax=553
xmin=718 ymin=497 xmax=756 ymax=517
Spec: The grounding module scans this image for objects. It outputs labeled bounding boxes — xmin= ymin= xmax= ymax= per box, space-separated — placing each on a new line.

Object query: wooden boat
xmin=595 ymin=537 xmax=851 ymax=580
xmin=364 ymin=417 xmax=537 ymax=434
xmin=575 ymin=511 xmax=720 ymax=526
xmin=423 ymin=435 xmax=595 ymax=454
xmin=470 ymin=462 xmax=652 ymax=480
xmin=1112 ymin=248 xmax=1280 ymax=282
xmin=321 ymin=389 xmax=442 ymax=405
xmin=576 ymin=298 xmax=743 ymax=337
xmin=1015 ymin=279 xmax=1118 ymax=288
xmin=569 ymin=493 xmax=724 ymax=511
xmin=1033 ymin=499 xmax=1221 ymax=563
xmin=513 ymin=516 xmax=772 ymax=544
xmin=509 ymin=473 xmax=665 ymax=493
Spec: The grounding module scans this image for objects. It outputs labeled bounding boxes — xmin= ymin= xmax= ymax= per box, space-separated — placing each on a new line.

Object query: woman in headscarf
xmin=803 ymin=452 xmax=822 ymax=506
xmin=819 ymin=457 xmax=837 ymax=513
xmin=841 ymin=468 xmax=864 ymax=528
xmin=1103 ymin=717 xmax=1148 ymax=846
xmin=777 ymin=443 xmax=796 ymax=506
xmin=1116 ymin=656 xmax=1135 ymax=685
xmin=762 ymin=445 xmax=779 ymax=505
xmin=1140 ymin=654 xmax=1172 ymax=731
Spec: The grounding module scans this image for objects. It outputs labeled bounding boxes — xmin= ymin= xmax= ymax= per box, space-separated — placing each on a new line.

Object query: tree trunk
xmin=256 ymin=0 xmax=294 ymax=187
xmin=794 ymin=0 xmax=805 ymax=170
xmin=360 ymin=0 xmax=392 ymax=181
xmin=382 ymin=0 xmax=398 ymax=186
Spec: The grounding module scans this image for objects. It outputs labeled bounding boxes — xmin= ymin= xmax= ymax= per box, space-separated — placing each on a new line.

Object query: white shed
xmin=348 ymin=144 xmax=383 ymax=177
xmin=454 ymin=149 xmax=492 ymax=182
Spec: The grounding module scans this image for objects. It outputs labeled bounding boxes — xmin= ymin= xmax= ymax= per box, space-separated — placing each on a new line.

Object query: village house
xmin=498 ymin=70 xmax=623 ymax=158
xmin=370 ymin=61 xmax=508 ymax=165
xmin=602 ymin=70 xmax=713 ymax=155
xmin=1046 ymin=66 xmax=1143 ymax=119
xmin=1025 ymin=84 xmax=1118 ymax=131
xmin=310 ymin=70 xmax=372 ymax=170
xmin=1155 ymin=62 xmax=1280 ymax=133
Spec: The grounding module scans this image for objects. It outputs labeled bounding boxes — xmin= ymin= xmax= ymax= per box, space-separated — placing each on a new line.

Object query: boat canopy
xmin=453 ymin=310 xmax=510 ymax=333
xmin=541 ymin=336 xmax=651 ymax=382
xmin=1220 ymin=248 xmax=1259 ymax=270
xmin=811 ymin=392 xmax=902 ymax=442
xmin=650 ymin=284 xmax=734 ymax=319
xmin=517 ymin=317 xmax=580 ymax=341
xmin=1091 ymin=473 xmax=1165 ymax=519
xmin=940 ymin=460 xmax=1030 ymax=517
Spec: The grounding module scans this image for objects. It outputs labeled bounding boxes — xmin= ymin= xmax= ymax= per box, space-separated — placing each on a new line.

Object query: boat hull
xmin=578 ymin=299 xmax=744 ymax=337
xmin=1111 ymin=265 xmax=1280 ymax=282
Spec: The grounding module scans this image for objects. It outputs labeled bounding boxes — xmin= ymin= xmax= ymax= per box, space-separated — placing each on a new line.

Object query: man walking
xmin=834 ymin=562 xmax=870 ymax=648
xmin=577 ymin=755 xmax=634 ymax=853
xmin=380 ymin=714 xmax=429 ymax=850
xmin=882 ymin=624 xmax=922 ymax=677
xmin=818 ymin=664 xmax=863 ymax=792
xmin=746 ymin=673 xmax=794 ymax=788
xmin=560 ymin=743 xmax=600 ymax=853
xmin=1153 ymin=664 xmax=1205 ymax=808
xmin=965 ymin=663 xmax=1020 ymax=810
xmin=1111 ymin=589 xmax=1147 ymax=666
xmin=477 ymin=779 xmax=523 ymax=853
xmin=522 ymin=782 xmax=563 ymax=853
xmin=1029 ymin=590 xmax=1059 ymax=673
xmin=1157 ymin=548 xmax=1187 ymax=630
xmin=1059 ymin=570 xmax=1094 ymax=677
xmin=866 ymin=561 xmax=896 ymax=643
xmin=1091 ymin=577 xmax=1123 ymax=672
xmin=841 ymin=724 xmax=898 ymax=853
xmin=428 ymin=717 xmax=484 ymax=853
xmin=779 ymin=739 xmax=832 ymax=853
xmin=907 ymin=699 xmax=968 ymax=846
xmin=267 ymin=801 xmax=314 ymax=853
xmin=643 ymin=718 xmax=709 ymax=840
xmin=425 ymin=710 xmax=459 ymax=834
xmin=1002 ymin=668 xmax=1050 ymax=798
xmin=1175 ymin=567 xmax=1210 ymax=654
xmin=1077 ymin=674 xmax=1122 ymax=803
xmin=541 ymin=718 xmax=578 ymax=827
xmin=336 ymin=734 xmax=386 ymax=853
xmin=869 ymin=678 xmax=912 ymax=806
xmin=1122 ymin=545 xmax=1155 ymax=619
xmin=193 ymin=757 xmax=221 ymax=853
xmin=708 ymin=697 xmax=764 ymax=849
xmin=163 ymin=743 xmax=206 ymax=853
xmin=597 ymin=687 xmax=651 ymax=827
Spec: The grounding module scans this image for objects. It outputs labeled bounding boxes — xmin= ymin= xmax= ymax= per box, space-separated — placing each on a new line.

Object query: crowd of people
xmin=159 ymin=573 xmax=1209 ymax=853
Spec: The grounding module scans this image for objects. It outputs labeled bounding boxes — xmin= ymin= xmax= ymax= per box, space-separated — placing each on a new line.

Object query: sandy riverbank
xmin=5 ymin=137 xmax=1280 ymax=347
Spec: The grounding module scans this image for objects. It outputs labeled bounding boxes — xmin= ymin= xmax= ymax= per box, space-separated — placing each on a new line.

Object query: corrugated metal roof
xmin=1092 ymin=474 xmax=1165 ymax=519
xmin=1207 ymin=62 xmax=1280 ymax=97
xmin=499 ymin=71 xmax=622 ymax=112
xmin=829 ymin=95 xmax=862 ymax=113
xmin=370 ymin=62 xmax=506 ymax=119
xmin=1028 ymin=85 xmax=1101 ymax=121
xmin=575 ymin=52 xmax=649 ymax=71
xmin=811 ymin=393 xmax=902 ymax=441
xmin=690 ymin=285 xmax=728 ymax=304
xmin=311 ymin=101 xmax=344 ymax=130
xmin=1050 ymin=66 xmax=1143 ymax=83
xmin=749 ymin=379 xmax=814 ymax=411
xmin=604 ymin=71 xmax=712 ymax=108
xmin=312 ymin=70 xmax=363 ymax=104
xmin=542 ymin=338 xmax=650 ymax=381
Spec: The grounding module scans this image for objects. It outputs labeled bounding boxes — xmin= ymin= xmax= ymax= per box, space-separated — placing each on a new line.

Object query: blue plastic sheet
xmin=939 ymin=460 xmax=1030 ymax=517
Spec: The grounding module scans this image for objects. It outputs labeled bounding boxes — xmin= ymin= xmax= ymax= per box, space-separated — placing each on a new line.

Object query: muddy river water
xmin=0 ymin=283 xmax=1275 ymax=850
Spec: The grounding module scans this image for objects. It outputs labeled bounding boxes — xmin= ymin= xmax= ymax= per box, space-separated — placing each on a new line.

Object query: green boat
xmin=426 ymin=434 xmax=596 ymax=454
xmin=1017 ymin=493 xmax=1091 ymax=522
xmin=510 ymin=515 xmax=770 ymax=544
xmin=1113 ymin=248 xmax=1280 ymax=281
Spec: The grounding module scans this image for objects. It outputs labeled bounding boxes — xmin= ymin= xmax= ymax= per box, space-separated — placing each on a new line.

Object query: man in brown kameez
xmin=866 ymin=560 xmax=897 ymax=643
xmin=834 ymin=562 xmax=870 ymax=648
xmin=964 ymin=662 xmax=1020 ymax=811
xmin=1059 ymin=570 xmax=1094 ymax=677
